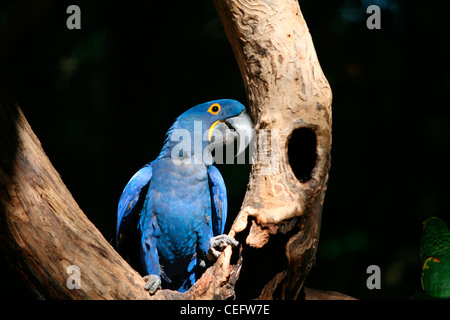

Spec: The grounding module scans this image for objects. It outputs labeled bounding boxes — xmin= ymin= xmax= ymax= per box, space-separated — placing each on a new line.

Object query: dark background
xmin=1 ymin=0 xmax=449 ymax=299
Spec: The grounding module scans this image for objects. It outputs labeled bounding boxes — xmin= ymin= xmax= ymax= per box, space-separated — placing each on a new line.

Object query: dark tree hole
xmin=287 ymin=127 xmax=317 ymax=183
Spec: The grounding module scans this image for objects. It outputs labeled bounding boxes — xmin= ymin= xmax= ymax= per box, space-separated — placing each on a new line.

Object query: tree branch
xmin=0 ymin=97 xmax=152 ymax=299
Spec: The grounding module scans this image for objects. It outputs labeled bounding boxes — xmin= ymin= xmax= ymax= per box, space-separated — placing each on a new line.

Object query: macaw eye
xmin=208 ymin=103 xmax=221 ymax=115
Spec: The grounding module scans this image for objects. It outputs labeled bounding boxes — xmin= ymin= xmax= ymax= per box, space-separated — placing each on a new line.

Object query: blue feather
xmin=116 ymin=163 xmax=153 ymax=245
xmin=208 ymin=165 xmax=227 ymax=236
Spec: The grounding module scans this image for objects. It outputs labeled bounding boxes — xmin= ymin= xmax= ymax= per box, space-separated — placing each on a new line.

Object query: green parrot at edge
xmin=420 ymin=217 xmax=450 ymax=299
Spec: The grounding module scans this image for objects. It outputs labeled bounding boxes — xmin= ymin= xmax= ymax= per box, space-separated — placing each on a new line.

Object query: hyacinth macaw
xmin=116 ymin=99 xmax=254 ymax=294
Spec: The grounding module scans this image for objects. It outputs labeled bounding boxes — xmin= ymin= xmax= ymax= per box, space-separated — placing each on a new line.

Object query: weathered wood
xmin=304 ymin=287 xmax=357 ymax=300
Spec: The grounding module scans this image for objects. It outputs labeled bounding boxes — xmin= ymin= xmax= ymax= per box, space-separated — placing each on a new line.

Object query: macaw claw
xmin=143 ymin=274 xmax=161 ymax=295
xmin=208 ymin=234 xmax=239 ymax=260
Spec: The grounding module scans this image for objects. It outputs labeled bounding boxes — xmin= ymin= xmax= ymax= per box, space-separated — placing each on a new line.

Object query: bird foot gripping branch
xmin=143 ymin=274 xmax=162 ymax=295
xmin=116 ymin=99 xmax=254 ymax=295
xmin=143 ymin=234 xmax=239 ymax=295
xmin=208 ymin=234 xmax=239 ymax=261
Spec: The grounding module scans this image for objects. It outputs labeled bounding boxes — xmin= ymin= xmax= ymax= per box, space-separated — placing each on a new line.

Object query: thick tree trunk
xmin=213 ymin=0 xmax=332 ymax=299
xmin=0 ymin=0 xmax=334 ymax=299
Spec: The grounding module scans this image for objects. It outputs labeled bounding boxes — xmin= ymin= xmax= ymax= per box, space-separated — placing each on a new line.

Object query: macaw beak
xmin=224 ymin=111 xmax=256 ymax=157
xmin=207 ymin=111 xmax=255 ymax=160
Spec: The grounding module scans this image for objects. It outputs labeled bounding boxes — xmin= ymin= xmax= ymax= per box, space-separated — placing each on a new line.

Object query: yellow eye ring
xmin=207 ymin=103 xmax=221 ymax=115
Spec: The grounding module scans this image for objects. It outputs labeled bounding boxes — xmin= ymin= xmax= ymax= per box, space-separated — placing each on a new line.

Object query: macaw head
xmin=160 ymin=99 xmax=255 ymax=166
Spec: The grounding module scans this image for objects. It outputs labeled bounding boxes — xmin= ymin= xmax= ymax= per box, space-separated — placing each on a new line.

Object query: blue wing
xmin=116 ymin=162 xmax=153 ymax=246
xmin=207 ymin=165 xmax=227 ymax=236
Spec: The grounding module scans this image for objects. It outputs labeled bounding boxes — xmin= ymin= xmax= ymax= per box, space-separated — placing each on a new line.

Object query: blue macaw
xmin=116 ymin=99 xmax=254 ymax=294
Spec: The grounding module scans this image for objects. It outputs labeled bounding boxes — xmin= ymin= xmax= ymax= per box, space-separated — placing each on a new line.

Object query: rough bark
xmin=0 ymin=0 xmax=335 ymax=300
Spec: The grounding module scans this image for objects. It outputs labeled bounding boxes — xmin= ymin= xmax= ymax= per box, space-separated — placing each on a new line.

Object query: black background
xmin=1 ymin=0 xmax=449 ymax=299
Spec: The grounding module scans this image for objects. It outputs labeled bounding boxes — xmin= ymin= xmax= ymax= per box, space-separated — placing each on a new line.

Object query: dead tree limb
xmin=0 ymin=0 xmax=334 ymax=299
